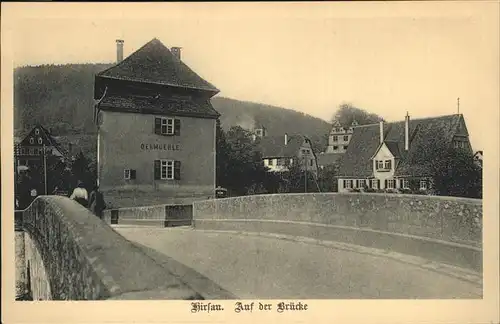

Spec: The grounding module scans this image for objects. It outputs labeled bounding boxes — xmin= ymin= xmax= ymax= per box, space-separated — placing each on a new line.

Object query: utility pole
xmin=457 ymin=97 xmax=460 ymax=115
xmin=304 ymin=153 xmax=308 ymax=193
xmin=43 ymin=144 xmax=47 ymax=195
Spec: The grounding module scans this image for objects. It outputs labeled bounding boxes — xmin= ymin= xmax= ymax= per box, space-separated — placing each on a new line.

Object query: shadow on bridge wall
xmin=193 ymin=193 xmax=482 ymax=272
xmin=102 ymin=204 xmax=192 ymax=227
xmin=16 ymin=196 xmax=205 ymax=300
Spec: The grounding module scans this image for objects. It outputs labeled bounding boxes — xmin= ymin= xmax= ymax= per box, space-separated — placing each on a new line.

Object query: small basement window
xmin=124 ymin=169 xmax=136 ymax=180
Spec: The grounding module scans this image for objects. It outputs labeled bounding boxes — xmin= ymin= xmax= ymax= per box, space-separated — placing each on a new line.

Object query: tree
xmin=318 ymin=164 xmax=338 ymax=192
xmin=70 ymin=151 xmax=96 ymax=192
xmin=331 ymin=103 xmax=384 ymax=126
xmin=216 ymin=125 xmax=271 ymax=196
xmin=431 ymin=148 xmax=482 ymax=198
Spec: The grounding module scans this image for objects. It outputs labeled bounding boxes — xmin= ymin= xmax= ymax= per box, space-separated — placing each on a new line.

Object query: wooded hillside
xmin=14 ymin=63 xmax=332 ymax=155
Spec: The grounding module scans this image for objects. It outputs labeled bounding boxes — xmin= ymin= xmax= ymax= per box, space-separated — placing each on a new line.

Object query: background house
xmin=317 ymin=119 xmax=358 ymax=169
xmin=337 ymin=113 xmax=473 ymax=193
xmin=94 ymin=38 xmax=220 ymax=207
xmin=257 ymin=133 xmax=317 ymax=175
xmin=14 ymin=124 xmax=70 ymax=207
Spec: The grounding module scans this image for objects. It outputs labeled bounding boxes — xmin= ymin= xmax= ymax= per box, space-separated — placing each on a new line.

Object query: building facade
xmin=317 ymin=119 xmax=358 ymax=169
xmin=94 ymin=38 xmax=220 ymax=206
xmin=337 ymin=113 xmax=473 ymax=193
xmin=258 ymin=133 xmax=318 ymax=175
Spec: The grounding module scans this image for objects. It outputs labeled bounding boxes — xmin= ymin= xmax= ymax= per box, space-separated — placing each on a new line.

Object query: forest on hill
xmin=14 ymin=63 xmax=332 ymax=155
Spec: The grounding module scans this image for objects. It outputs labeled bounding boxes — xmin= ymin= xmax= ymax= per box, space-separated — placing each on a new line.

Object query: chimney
xmin=405 ymin=112 xmax=410 ymax=151
xmin=116 ymin=39 xmax=124 ymax=63
xmin=171 ymin=47 xmax=182 ymax=60
xmin=285 ymin=133 xmax=288 ymax=145
xmin=379 ymin=121 xmax=384 ymax=144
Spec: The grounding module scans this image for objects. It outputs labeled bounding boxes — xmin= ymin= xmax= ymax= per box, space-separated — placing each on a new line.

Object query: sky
xmin=2 ymin=2 xmax=499 ymax=151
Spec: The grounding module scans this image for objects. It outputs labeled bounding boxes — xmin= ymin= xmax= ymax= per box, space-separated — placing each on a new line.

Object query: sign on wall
xmin=140 ymin=143 xmax=181 ymax=151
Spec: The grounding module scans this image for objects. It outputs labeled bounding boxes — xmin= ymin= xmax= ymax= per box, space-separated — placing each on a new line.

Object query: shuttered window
xmin=154 ymin=117 xmax=180 ymax=136
xmin=154 ymin=160 xmax=181 ymax=180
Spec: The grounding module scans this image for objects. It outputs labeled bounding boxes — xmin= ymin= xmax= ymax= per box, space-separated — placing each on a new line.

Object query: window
xmin=309 ymin=159 xmax=313 ymax=167
xmin=343 ymin=179 xmax=352 ymax=189
xmin=376 ymin=160 xmax=391 ymax=171
xmin=343 ymin=136 xmax=349 ymax=142
xmin=264 ymin=159 xmax=269 ymax=166
xmin=343 ymin=145 xmax=348 ymax=150
xmin=124 ymin=169 xmax=137 ymax=180
xmin=38 ymin=138 xmax=43 ymax=144
xmin=289 ymin=158 xmax=294 ymax=165
xmin=371 ymin=179 xmax=378 ymax=189
xmin=333 ymin=136 xmax=338 ymax=142
xmin=35 ymin=129 xmax=39 ymax=135
xmin=154 ymin=160 xmax=181 ymax=180
xmin=333 ymin=145 xmax=339 ymax=150
xmin=21 ymin=148 xmax=26 ymax=155
xmin=28 ymin=148 xmax=34 ymax=155
xmin=387 ymin=179 xmax=395 ymax=189
xmin=154 ymin=117 xmax=180 ymax=136
xmin=29 ymin=138 xmax=34 ymax=144
xmin=402 ymin=179 xmax=409 ymax=189
xmin=420 ymin=180 xmax=427 ymax=190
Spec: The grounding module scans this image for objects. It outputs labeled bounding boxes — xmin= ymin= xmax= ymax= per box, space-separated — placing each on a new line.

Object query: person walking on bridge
xmin=70 ymin=181 xmax=88 ymax=207
xmin=88 ymin=185 xmax=106 ymax=219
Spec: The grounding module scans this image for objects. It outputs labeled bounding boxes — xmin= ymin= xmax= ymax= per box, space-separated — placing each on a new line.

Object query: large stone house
xmin=93 ymin=38 xmax=220 ymax=206
xmin=336 ymin=113 xmax=473 ymax=193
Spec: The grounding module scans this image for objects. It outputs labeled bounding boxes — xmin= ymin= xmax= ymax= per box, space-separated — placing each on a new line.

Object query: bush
xmin=348 ymin=188 xmax=361 ymax=193
xmin=398 ymin=188 xmax=412 ymax=194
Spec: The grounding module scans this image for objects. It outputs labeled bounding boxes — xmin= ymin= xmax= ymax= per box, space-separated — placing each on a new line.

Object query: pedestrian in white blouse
xmin=70 ymin=181 xmax=88 ymax=207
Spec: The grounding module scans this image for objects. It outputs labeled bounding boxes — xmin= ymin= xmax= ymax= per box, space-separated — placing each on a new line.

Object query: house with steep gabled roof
xmin=14 ymin=124 xmax=68 ymax=168
xmin=337 ymin=113 xmax=473 ymax=193
xmin=94 ymin=38 xmax=220 ymax=207
xmin=257 ymin=133 xmax=317 ymax=174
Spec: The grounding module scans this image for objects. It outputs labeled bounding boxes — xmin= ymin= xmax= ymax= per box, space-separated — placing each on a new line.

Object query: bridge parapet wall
xmin=193 ymin=193 xmax=482 ymax=271
xmin=20 ymin=196 xmax=202 ymax=300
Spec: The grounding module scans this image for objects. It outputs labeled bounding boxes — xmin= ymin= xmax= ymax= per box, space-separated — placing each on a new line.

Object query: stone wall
xmin=193 ymin=193 xmax=482 ymax=271
xmin=19 ymin=196 xmax=202 ymax=300
xmin=103 ymin=204 xmax=193 ymax=227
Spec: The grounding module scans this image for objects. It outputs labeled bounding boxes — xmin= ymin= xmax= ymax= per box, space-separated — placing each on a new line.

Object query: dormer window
xmin=29 ymin=137 xmax=34 ymax=144
xmin=375 ymin=159 xmax=392 ymax=171
xmin=38 ymin=138 xmax=43 ymax=144
xmin=35 ymin=129 xmax=39 ymax=135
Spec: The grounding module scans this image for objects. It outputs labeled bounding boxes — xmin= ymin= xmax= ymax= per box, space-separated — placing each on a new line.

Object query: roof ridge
xmin=357 ymin=113 xmax=461 ymax=128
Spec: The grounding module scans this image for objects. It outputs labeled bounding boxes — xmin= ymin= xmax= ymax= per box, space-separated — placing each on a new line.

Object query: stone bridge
xmin=15 ymin=193 xmax=482 ymax=300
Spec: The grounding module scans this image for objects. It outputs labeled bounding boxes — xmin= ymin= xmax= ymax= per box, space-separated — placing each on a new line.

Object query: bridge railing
xmin=18 ymin=196 xmax=203 ymax=300
xmin=193 ymin=193 xmax=482 ymax=272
